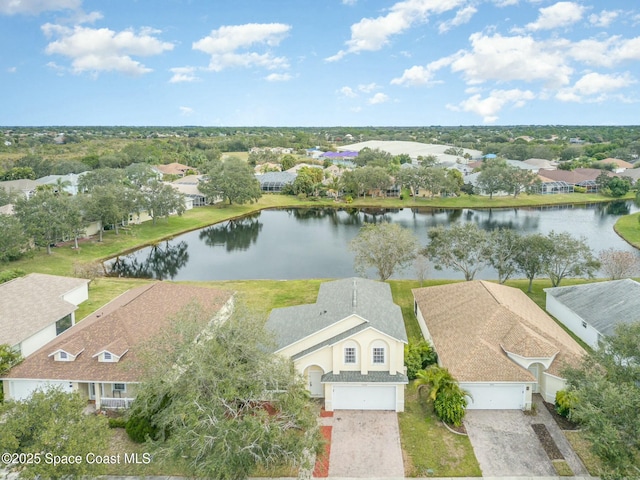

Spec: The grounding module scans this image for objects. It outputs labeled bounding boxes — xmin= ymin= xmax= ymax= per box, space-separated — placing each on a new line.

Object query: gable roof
xmin=267 ymin=277 xmax=407 ymax=351
xmin=413 ymin=281 xmax=585 ymax=382
xmin=154 ymin=163 xmax=195 ymax=176
xmin=544 ymin=279 xmax=640 ymax=337
xmin=537 ymin=168 xmax=611 ymax=185
xmin=0 ymin=274 xmax=89 ymax=348
xmin=3 ymin=282 xmax=233 ymax=383
xmin=594 ymin=158 xmax=633 ymax=169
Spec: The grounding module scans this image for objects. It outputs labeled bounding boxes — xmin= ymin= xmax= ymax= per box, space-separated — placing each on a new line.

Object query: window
xmin=372 ymin=347 xmax=385 ymax=364
xmin=59 ymin=351 xmax=68 ymax=360
xmin=56 ymin=314 xmax=72 ymax=335
xmin=103 ymin=352 xmax=112 ymax=361
xmin=344 ymin=347 xmax=356 ymax=364
xmin=113 ymin=383 xmax=126 ymax=392
xmin=581 ymin=321 xmax=588 ymax=328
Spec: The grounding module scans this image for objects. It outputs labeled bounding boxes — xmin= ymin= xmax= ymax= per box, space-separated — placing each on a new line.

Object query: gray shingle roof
xmin=545 ymin=279 xmax=640 ymax=337
xmin=321 ymin=370 xmax=408 ymax=383
xmin=267 ymin=277 xmax=407 ymax=351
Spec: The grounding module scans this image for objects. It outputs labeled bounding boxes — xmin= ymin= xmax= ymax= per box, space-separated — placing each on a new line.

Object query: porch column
xmin=94 ymin=383 xmax=101 ymax=410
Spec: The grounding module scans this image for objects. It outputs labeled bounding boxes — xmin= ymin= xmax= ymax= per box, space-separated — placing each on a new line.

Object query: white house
xmin=0 ymin=274 xmax=89 ymax=357
xmin=413 ymin=281 xmax=585 ymax=409
xmin=266 ymin=278 xmax=408 ymax=412
xmin=545 ymin=279 xmax=640 ymax=349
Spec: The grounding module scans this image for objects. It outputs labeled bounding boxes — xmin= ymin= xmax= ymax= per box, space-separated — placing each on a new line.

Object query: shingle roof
xmin=413 ymin=281 xmax=585 ymax=382
xmin=544 ymin=279 xmax=640 ymax=337
xmin=3 ymin=282 xmax=233 ymax=383
xmin=0 ymin=274 xmax=89 ymax=348
xmin=537 ymin=168 xmax=611 ymax=184
xmin=267 ymin=278 xmax=407 ymax=351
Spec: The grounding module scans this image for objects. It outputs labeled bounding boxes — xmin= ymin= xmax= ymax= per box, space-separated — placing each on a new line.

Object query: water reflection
xmin=199 ymin=214 xmax=263 ymax=252
xmin=103 ymin=202 xmax=639 ymax=281
xmin=108 ymin=240 xmax=189 ymax=280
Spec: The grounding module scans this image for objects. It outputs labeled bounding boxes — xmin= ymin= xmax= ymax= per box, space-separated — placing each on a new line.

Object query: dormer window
xmin=103 ymin=351 xmax=112 ymax=361
xmin=59 ymin=351 xmax=68 ymax=360
xmin=49 ymin=348 xmax=83 ymax=362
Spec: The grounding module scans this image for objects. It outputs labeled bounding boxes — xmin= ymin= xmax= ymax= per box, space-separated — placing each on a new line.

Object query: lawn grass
xmin=564 ymin=431 xmax=605 ymax=477
xmin=614 ymin=211 xmax=640 ymax=248
xmin=399 ymin=382 xmax=481 ymax=477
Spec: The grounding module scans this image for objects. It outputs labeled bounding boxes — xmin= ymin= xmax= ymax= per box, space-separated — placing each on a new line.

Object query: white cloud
xmin=326 ymin=0 xmax=465 ymax=61
xmin=524 ymin=1 xmax=585 ymax=32
xmin=492 ymin=0 xmax=519 ymax=6
xmin=448 ymin=88 xmax=535 ymax=123
xmin=42 ymin=23 xmax=174 ymax=76
xmin=438 ymin=6 xmax=477 ymax=34
xmin=368 ymin=92 xmax=389 ymax=104
xmin=565 ymin=36 xmax=640 ymax=68
xmin=391 ymin=65 xmax=435 ymax=86
xmin=169 ymin=67 xmax=199 ymax=83
xmin=589 ymin=10 xmax=619 ymax=28
xmin=339 ymin=86 xmax=358 ymax=97
xmin=179 ymin=106 xmax=194 ymax=116
xmin=0 ymin=0 xmax=80 ymax=15
xmin=557 ymin=72 xmax=636 ymax=102
xmin=358 ymin=82 xmax=378 ymax=93
xmin=448 ymin=33 xmax=572 ymax=87
xmin=342 ymin=0 xmax=357 ymax=5
xmin=7 ymin=66 xmax=16 ymax=73
xmin=265 ymin=72 xmax=292 ymax=81
xmin=193 ymin=23 xmax=291 ymax=72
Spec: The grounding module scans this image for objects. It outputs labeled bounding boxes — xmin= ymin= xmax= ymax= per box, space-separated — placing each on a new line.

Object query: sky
xmin=1 ymin=0 xmax=640 ymax=126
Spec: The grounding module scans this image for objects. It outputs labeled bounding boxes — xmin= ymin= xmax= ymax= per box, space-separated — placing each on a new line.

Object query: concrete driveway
xmin=463 ymin=397 xmax=588 ymax=477
xmin=328 ymin=410 xmax=404 ymax=478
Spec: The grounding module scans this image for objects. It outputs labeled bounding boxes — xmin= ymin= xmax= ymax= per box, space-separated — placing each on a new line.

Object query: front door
xmin=308 ymin=369 xmax=324 ymax=397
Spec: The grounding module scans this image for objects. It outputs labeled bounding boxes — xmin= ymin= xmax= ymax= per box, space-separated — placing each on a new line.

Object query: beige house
xmin=267 ymin=278 xmax=408 ymax=411
xmin=3 ymin=282 xmax=233 ymax=408
xmin=0 ymin=274 xmax=89 ymax=357
xmin=413 ymin=281 xmax=585 ymax=410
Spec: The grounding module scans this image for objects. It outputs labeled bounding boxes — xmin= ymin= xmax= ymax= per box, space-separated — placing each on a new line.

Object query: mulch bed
xmin=531 ymin=423 xmax=564 ymax=460
xmin=542 ymin=401 xmax=580 ymax=430
xmin=313 ymin=425 xmax=332 ymax=478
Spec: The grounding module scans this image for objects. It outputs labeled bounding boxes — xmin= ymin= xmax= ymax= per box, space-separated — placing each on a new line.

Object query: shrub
xmin=125 ymin=412 xmax=157 ymax=443
xmin=555 ymin=389 xmax=577 ymax=418
xmin=573 ymin=186 xmax=587 ymax=193
xmin=404 ymin=340 xmax=437 ymax=380
xmin=108 ymin=417 xmax=127 ymax=428
xmin=0 ymin=269 xmax=25 ymax=284
xmin=344 ymin=195 xmax=353 ymax=204
xmin=434 ymin=386 xmax=468 ymax=427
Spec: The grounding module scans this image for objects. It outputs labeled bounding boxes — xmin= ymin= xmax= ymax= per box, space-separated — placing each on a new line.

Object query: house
xmin=2 ymin=282 xmax=233 ymax=408
xmin=0 ymin=179 xmax=39 ymax=199
xmin=545 ymin=279 xmax=640 ymax=349
xmin=413 ymin=281 xmax=585 ymax=409
xmin=0 ymin=274 xmax=89 ymax=357
xmin=266 ymin=278 xmax=408 ymax=411
xmin=256 ymin=171 xmax=297 ymax=192
xmin=536 ymin=168 xmax=612 ymax=192
xmin=35 ymin=172 xmax=87 ymax=195
xmin=523 ymin=158 xmax=557 ymax=170
xmin=593 ymin=158 xmax=633 ymax=173
xmin=152 ymin=163 xmax=196 ymax=178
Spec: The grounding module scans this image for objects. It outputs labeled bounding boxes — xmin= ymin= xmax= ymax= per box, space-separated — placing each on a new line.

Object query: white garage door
xmin=462 ymin=383 xmax=525 ymax=410
xmin=9 ymin=380 xmax=73 ymax=401
xmin=332 ymin=385 xmax=397 ymax=410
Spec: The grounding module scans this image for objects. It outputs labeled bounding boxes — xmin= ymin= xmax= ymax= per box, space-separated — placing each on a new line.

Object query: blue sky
xmin=1 ymin=0 xmax=639 ymax=126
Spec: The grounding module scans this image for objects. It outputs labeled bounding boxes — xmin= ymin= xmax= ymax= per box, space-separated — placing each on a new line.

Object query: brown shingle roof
xmin=538 ymin=168 xmax=611 ymax=184
xmin=154 ymin=163 xmax=195 ymax=176
xmin=4 ymin=282 xmax=233 ymax=383
xmin=0 ymin=274 xmax=89 ymax=348
xmin=412 ymin=281 xmax=585 ymax=382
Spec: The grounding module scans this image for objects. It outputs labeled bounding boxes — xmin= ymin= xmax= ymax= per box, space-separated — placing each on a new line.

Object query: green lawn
xmin=400 ymin=382 xmax=481 ymax=477
xmin=614 ymin=211 xmax=640 ymax=248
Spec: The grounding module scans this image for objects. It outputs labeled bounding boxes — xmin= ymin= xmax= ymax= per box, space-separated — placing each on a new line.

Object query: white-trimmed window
xmin=372 ymin=347 xmax=385 ymax=364
xmin=59 ymin=351 xmax=68 ymax=360
xmin=103 ymin=351 xmax=112 ymax=361
xmin=344 ymin=347 xmax=356 ymax=364
xmin=113 ymin=383 xmax=126 ymax=392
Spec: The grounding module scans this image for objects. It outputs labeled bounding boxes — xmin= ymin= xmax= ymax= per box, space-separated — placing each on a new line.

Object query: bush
xmin=434 ymin=387 xmax=468 ymax=427
xmin=555 ymin=389 xmax=577 ymax=418
xmin=0 ymin=269 xmax=25 ymax=284
xmin=573 ymin=186 xmax=587 ymax=193
xmin=125 ymin=413 xmax=157 ymax=443
xmin=404 ymin=340 xmax=437 ymax=380
xmin=108 ymin=417 xmax=127 ymax=428
xmin=344 ymin=195 xmax=353 ymax=204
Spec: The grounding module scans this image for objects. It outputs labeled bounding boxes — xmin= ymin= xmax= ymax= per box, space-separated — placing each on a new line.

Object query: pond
xmin=106 ymin=201 xmax=639 ymax=281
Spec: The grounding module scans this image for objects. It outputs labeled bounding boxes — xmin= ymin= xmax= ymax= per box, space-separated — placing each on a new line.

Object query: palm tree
xmin=414 ymin=365 xmax=455 ymax=402
xmin=54 ymin=177 xmax=72 ymax=196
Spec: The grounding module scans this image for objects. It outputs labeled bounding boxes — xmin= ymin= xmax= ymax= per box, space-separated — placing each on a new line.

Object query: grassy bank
xmin=2 ymin=191 xmax=630 ymax=278
xmin=614 ymin=211 xmax=640 ymax=248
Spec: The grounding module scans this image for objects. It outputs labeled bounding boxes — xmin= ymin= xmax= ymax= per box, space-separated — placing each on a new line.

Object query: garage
xmin=461 ymin=383 xmax=527 ymax=410
xmin=332 ymin=385 xmax=397 ymax=410
xmin=8 ymin=380 xmax=73 ymax=401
